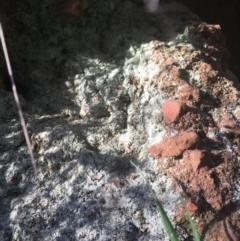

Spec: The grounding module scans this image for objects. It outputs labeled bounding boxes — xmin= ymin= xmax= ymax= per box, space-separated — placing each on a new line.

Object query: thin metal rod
xmin=0 ymin=22 xmax=37 ymax=172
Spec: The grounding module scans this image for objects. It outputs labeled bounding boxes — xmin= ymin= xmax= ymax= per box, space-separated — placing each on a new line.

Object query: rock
xmin=0 ymin=1 xmax=240 ymax=240
xmin=179 ymin=86 xmax=201 ymax=103
xmin=162 ymin=100 xmax=183 ymax=124
xmin=197 ymin=23 xmax=226 ymax=46
xmin=183 ymin=150 xmax=213 ymax=172
xmin=149 ymin=132 xmax=200 ymax=158
xmin=186 ymin=200 xmax=199 ymax=215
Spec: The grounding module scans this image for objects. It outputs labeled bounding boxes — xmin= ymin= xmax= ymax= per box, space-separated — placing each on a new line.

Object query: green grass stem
xmin=180 ymin=197 xmax=201 ymax=241
xmin=131 ymin=161 xmax=201 ymax=241
xmin=131 ymin=161 xmax=179 ymax=241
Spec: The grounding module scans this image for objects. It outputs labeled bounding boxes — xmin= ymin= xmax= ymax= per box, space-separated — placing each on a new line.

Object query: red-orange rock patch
xmin=162 ymin=100 xmax=183 ymax=124
xmin=149 ymin=132 xmax=199 ymax=158
xmin=183 ymin=150 xmax=212 ymax=172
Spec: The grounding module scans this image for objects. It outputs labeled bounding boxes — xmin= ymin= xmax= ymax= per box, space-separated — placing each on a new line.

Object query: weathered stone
xmin=179 ymin=86 xmax=201 ymax=103
xmin=162 ymin=100 xmax=183 ymax=124
xmin=149 ymin=132 xmax=199 ymax=158
xmin=183 ymin=150 xmax=212 ymax=172
xmin=0 ymin=1 xmax=240 ymax=240
xmin=186 ymin=200 xmax=199 ymax=215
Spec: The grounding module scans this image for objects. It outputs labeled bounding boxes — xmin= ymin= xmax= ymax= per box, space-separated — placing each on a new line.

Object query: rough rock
xmin=179 ymin=86 xmax=201 ymax=103
xmin=183 ymin=150 xmax=212 ymax=172
xmin=0 ymin=1 xmax=239 ymax=240
xmin=162 ymin=100 xmax=183 ymax=124
xmin=178 ymin=0 xmax=240 ymax=80
xmin=149 ymin=132 xmax=200 ymax=158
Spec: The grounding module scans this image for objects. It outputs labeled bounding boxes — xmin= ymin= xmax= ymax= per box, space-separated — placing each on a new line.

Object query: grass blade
xmin=131 ymin=161 xmax=179 ymax=241
xmin=181 ymin=197 xmax=201 ymax=241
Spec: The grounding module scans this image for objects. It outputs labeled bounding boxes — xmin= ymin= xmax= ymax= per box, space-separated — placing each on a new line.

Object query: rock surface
xmin=0 ymin=0 xmax=239 ymax=240
xmin=178 ymin=0 xmax=240 ymax=80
